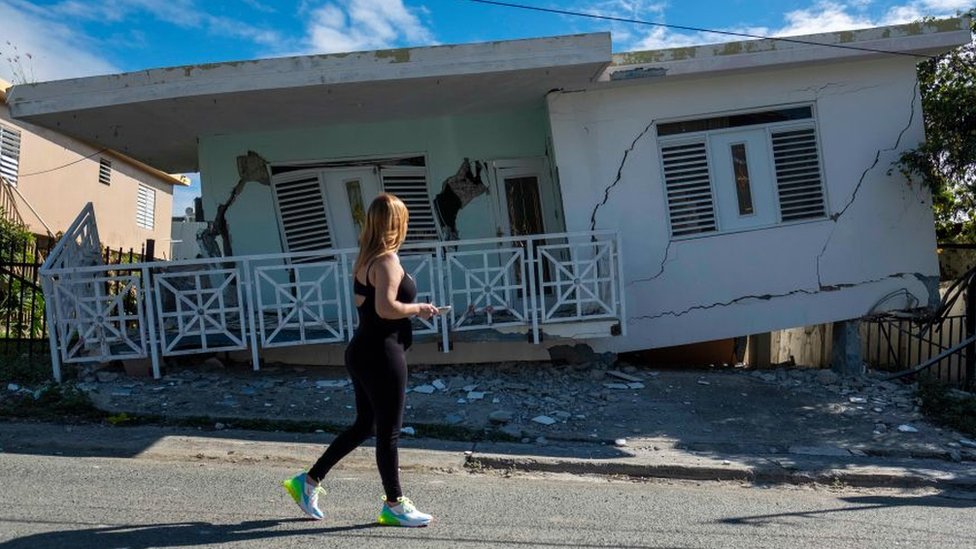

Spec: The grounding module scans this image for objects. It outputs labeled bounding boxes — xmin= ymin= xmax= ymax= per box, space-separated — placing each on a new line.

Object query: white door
xmin=320 ymin=167 xmax=382 ymax=249
xmin=490 ymin=157 xmax=560 ymax=238
xmin=709 ymin=130 xmax=778 ymax=231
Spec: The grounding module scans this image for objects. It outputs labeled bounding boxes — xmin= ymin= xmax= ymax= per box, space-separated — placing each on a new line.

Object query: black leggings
xmin=308 ymin=338 xmax=407 ymax=502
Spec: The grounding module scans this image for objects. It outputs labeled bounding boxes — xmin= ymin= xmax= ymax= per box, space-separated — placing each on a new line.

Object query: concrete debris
xmin=412 ymin=385 xmax=436 ymax=394
xmin=400 ymin=427 xmax=416 ymax=436
xmin=849 ymin=397 xmax=867 ymax=404
xmin=607 ymin=370 xmax=642 ymax=383
xmin=897 ymin=424 xmax=919 ymax=433
xmin=432 ymin=379 xmax=447 ymax=391
xmin=604 ymin=383 xmax=631 ymax=390
xmin=696 ymin=380 xmax=710 ymax=386
xmin=960 ymin=438 xmax=976 ymax=449
xmin=488 ymin=410 xmax=514 ymax=424
xmin=467 ymin=391 xmax=485 ymax=401
xmin=500 ymin=425 xmax=523 ymax=438
xmin=315 ymin=380 xmax=350 ymax=389
xmin=627 ymin=383 xmax=645 ymax=390
xmin=463 ymin=384 xmax=478 ymax=392
xmin=614 ymin=438 xmax=627 ymax=447
xmin=6 ymin=384 xmax=19 ymax=392
xmin=96 ymin=372 xmax=119 ymax=383
xmin=531 ymin=415 xmax=557 ymax=426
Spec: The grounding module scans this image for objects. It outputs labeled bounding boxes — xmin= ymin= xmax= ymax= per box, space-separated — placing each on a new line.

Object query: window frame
xmin=657 ymin=103 xmax=829 ymax=240
xmin=0 ymin=123 xmax=22 ymax=187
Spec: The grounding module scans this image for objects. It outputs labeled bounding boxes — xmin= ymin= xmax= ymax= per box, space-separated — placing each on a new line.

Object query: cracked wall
xmin=548 ymin=56 xmax=940 ymax=353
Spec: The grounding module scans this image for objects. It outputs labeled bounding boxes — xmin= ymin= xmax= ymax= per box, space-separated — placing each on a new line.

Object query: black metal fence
xmin=863 ymin=314 xmax=972 ymax=387
xmin=0 ymin=237 xmax=151 ymax=360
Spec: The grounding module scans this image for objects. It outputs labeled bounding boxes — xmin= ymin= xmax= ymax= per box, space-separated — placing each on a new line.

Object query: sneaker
xmin=282 ymin=472 xmax=325 ymax=520
xmin=377 ymin=496 xmax=432 ymax=527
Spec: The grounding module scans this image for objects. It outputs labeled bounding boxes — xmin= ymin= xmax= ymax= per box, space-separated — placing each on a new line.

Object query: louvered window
xmin=659 ymin=105 xmax=827 ymax=238
xmin=272 ymin=172 xmax=333 ymax=253
xmin=136 ymin=184 xmax=155 ymax=230
xmin=98 ymin=158 xmax=112 ymax=185
xmin=661 ymin=141 xmax=716 ymax=237
xmin=381 ymin=166 xmax=439 ymax=242
xmin=772 ymin=127 xmax=826 ymax=221
xmin=0 ymin=124 xmax=21 ymax=186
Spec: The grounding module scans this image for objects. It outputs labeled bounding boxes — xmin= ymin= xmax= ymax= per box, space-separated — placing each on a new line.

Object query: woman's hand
xmin=415 ymin=303 xmax=438 ymax=320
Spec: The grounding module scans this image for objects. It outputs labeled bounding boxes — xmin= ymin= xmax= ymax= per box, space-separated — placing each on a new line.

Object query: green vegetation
xmin=897 ymin=13 xmax=976 ymax=242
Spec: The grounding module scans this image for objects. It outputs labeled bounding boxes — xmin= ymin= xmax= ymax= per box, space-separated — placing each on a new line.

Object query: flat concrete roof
xmin=604 ymin=17 xmax=972 ymax=83
xmin=7 ymin=34 xmax=611 ymax=173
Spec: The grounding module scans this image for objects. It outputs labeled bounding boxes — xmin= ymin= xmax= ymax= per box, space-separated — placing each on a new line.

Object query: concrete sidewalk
xmin=5 ymin=359 xmax=976 ymax=489
xmin=1 ymin=421 xmax=975 ymax=491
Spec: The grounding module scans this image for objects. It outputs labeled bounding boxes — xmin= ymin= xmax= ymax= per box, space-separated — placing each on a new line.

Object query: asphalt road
xmin=1 ymin=452 xmax=974 ymax=548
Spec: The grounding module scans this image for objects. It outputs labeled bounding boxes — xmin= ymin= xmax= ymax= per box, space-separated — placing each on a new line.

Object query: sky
xmin=1 ymin=0 xmax=973 ymax=215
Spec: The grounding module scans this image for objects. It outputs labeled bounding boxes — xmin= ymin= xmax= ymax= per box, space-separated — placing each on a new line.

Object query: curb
xmin=465 ymin=453 xmax=976 ymax=490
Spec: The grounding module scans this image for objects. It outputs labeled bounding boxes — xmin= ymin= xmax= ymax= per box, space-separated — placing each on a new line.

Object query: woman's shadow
xmin=0 ymin=518 xmax=379 ymax=549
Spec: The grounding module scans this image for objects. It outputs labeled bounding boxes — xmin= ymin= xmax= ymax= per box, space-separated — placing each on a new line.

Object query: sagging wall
xmin=198 ymin=107 xmax=549 ymax=257
xmin=548 ymin=56 xmax=940 ymax=353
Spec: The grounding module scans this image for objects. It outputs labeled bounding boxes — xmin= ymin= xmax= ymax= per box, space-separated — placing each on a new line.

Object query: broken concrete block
xmin=432 ymin=379 xmax=447 ymax=391
xmin=614 ymin=438 xmax=627 ymax=447
xmin=627 ymin=382 xmax=645 ymax=390
xmin=467 ymin=391 xmax=485 ymax=400
xmin=489 ymin=410 xmax=514 ymax=424
xmin=531 ymin=415 xmax=557 ymax=426
xmin=897 ymin=424 xmax=919 ymax=433
xmin=603 ymin=383 xmax=630 ymax=390
xmin=607 ymin=370 xmax=642 ymax=383
xmin=412 ymin=385 xmax=436 ymax=394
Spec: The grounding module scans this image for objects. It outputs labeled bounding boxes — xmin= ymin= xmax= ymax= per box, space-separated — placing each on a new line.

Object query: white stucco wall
xmin=549 ymin=56 xmax=940 ymax=353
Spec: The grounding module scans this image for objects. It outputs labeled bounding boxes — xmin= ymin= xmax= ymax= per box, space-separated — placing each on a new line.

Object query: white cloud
xmin=304 ymin=0 xmax=436 ymax=54
xmin=620 ymin=0 xmax=973 ymax=52
xmin=0 ymin=1 xmax=118 ymax=82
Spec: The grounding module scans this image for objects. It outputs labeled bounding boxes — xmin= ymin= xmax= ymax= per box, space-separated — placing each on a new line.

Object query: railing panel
xmin=446 ymin=247 xmax=528 ymax=331
xmin=538 ymin=239 xmax=618 ymax=324
xmin=255 ymin=261 xmax=346 ymax=348
xmin=154 ymin=268 xmax=246 ymax=355
xmin=52 ymin=273 xmax=146 ymax=363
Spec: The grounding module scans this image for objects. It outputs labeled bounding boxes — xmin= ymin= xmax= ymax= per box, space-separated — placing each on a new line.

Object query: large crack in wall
xmin=589 ymin=119 xmax=655 ymax=232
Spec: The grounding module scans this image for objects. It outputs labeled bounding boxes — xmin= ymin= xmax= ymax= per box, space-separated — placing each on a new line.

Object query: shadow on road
xmin=718 ymin=492 xmax=976 ymax=528
xmin=0 ymin=518 xmax=378 ymax=549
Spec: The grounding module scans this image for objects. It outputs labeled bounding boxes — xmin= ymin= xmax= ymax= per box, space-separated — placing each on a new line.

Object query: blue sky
xmin=1 ymin=0 xmax=973 ymax=214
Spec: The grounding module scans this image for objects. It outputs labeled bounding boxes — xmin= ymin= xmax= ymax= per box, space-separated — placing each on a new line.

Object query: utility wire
xmin=18 ymin=148 xmax=108 ymax=178
xmin=467 ymin=0 xmax=937 ymax=60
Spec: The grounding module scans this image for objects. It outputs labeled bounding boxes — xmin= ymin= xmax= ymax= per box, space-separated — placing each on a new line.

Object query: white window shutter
xmin=136 ymin=184 xmax=156 ymax=230
xmin=661 ymin=141 xmax=716 ymax=237
xmin=772 ymin=127 xmax=826 ymax=221
xmin=380 ymin=166 xmax=439 ymax=242
xmin=0 ymin=124 xmax=21 ymax=186
xmin=271 ymin=172 xmax=333 ymax=253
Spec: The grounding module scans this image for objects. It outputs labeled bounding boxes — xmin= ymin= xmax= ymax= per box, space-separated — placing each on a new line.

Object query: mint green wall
xmin=198 ymin=106 xmax=549 ymax=257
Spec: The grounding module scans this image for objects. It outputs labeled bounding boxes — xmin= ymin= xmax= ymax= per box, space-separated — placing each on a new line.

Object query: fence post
xmin=966 ymin=275 xmax=976 ymax=387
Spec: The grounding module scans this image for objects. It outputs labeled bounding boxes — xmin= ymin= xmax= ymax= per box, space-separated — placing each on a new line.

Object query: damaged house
xmin=7 ymin=17 xmax=971 ymax=380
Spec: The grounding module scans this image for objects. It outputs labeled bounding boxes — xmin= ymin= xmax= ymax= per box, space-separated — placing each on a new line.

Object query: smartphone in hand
xmin=435 ymin=305 xmax=452 ymax=315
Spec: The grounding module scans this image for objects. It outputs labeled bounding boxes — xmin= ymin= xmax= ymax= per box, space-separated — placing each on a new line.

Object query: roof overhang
xmin=6 ymin=33 xmax=611 ymax=173
xmin=602 ymin=17 xmax=972 ymax=85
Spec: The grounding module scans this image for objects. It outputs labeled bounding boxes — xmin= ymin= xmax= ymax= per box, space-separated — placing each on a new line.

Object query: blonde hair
xmin=353 ymin=193 xmax=409 ymax=277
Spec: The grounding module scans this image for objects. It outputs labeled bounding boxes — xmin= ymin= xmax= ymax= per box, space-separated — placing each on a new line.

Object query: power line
xmin=18 ymin=148 xmax=108 ymax=178
xmin=467 ymin=0 xmax=937 ymax=60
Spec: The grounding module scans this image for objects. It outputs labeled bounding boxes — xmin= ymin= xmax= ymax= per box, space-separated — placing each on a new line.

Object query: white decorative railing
xmin=40 ymin=205 xmax=625 ymax=381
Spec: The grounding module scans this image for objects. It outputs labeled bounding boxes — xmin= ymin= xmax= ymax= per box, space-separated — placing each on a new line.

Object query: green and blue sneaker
xmin=377 ymin=496 xmax=432 ymax=527
xmin=282 ymin=472 xmax=325 ymax=520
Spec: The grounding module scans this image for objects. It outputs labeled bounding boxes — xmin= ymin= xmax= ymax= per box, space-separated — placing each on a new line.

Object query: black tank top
xmin=353 ymin=258 xmax=417 ymax=349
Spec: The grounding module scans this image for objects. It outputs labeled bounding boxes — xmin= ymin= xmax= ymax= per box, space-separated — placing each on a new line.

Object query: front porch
xmin=41 ymin=204 xmax=626 ymax=381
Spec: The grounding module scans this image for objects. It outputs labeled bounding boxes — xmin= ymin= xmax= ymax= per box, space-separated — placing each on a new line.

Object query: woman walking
xmin=283 ymin=193 xmax=439 ymax=527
